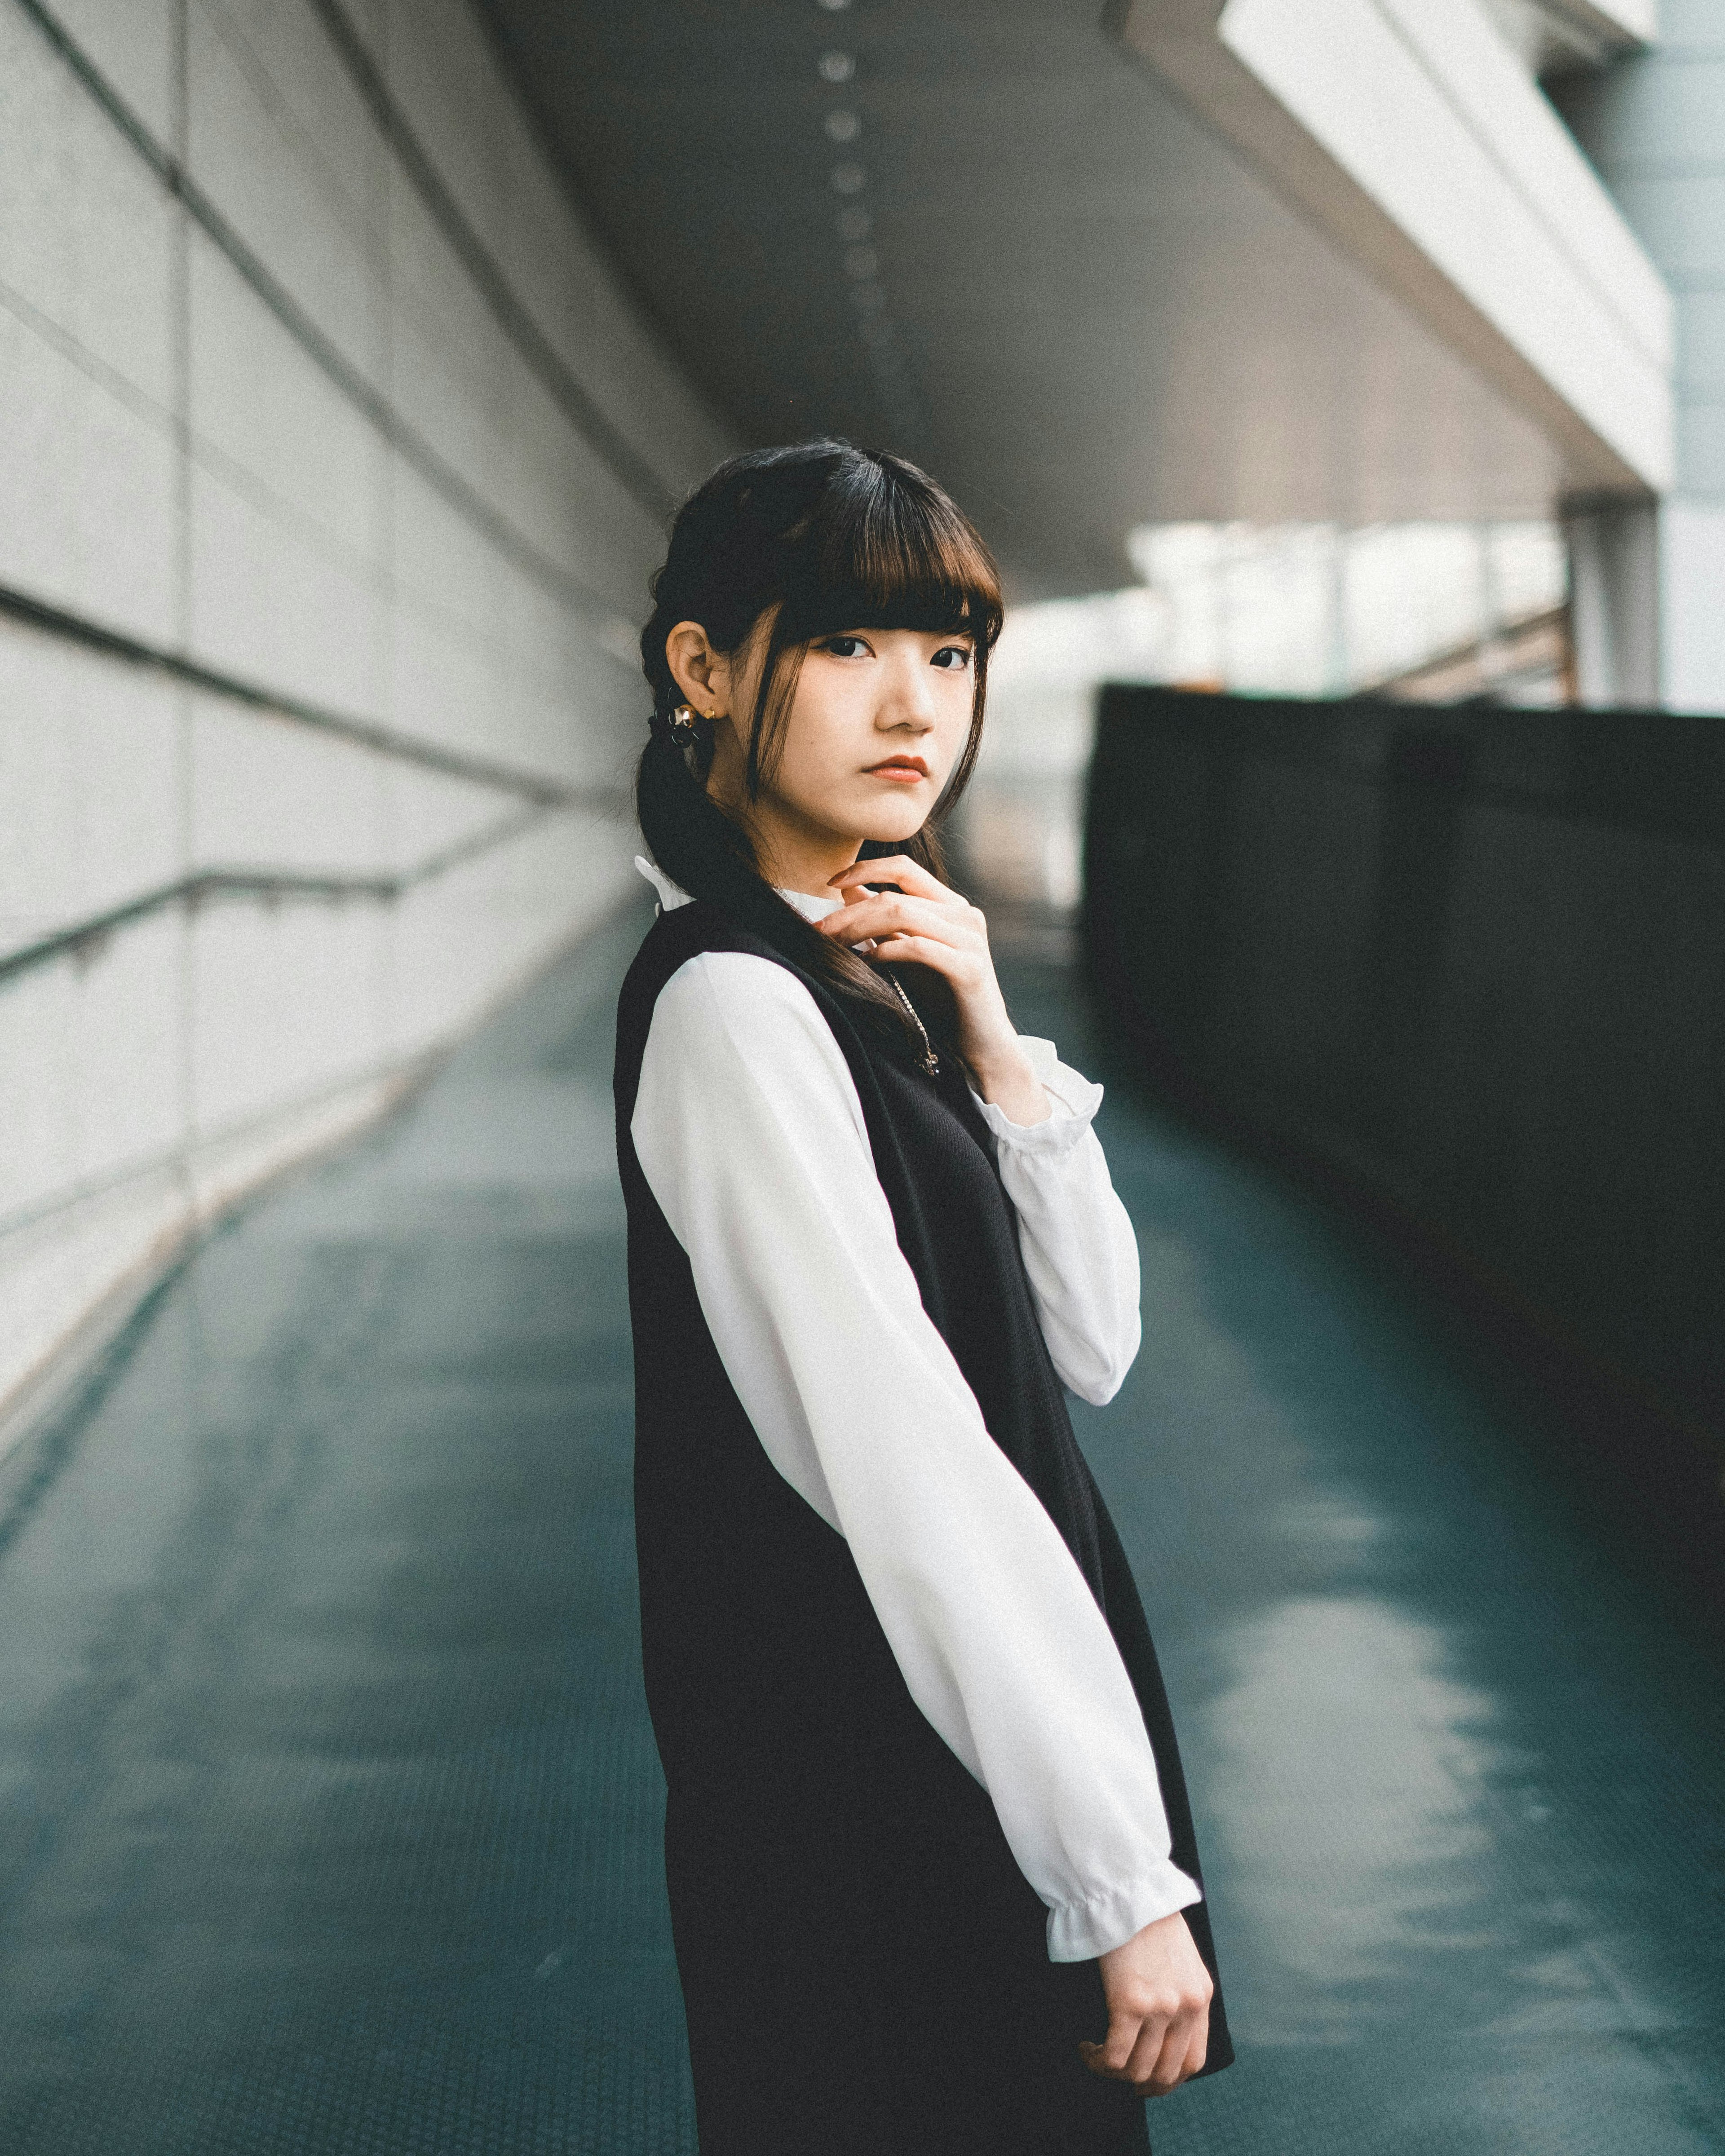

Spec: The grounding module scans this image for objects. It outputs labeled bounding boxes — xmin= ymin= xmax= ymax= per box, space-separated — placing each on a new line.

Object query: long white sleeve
xmin=969 ymin=1045 xmax=1143 ymax=1405
xmin=631 ymin=949 xmax=1199 ymax=1962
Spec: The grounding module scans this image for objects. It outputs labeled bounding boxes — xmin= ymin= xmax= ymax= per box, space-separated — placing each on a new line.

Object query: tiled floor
xmin=0 ymin=900 xmax=1719 ymax=2152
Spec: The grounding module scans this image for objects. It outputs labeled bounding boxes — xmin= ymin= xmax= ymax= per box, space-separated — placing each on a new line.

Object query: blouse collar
xmin=635 ymin=854 xmax=842 ymax=924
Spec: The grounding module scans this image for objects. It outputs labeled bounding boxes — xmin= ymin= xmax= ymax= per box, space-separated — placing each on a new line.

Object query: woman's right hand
xmin=1078 ymin=1910 xmax=1212 ymax=2095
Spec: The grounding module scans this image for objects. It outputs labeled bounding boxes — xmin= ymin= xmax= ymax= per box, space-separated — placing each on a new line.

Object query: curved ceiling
xmin=476 ymin=0 xmax=1573 ymax=594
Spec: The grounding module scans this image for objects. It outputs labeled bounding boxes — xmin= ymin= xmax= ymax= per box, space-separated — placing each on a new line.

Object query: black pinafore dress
xmin=614 ymin=899 xmax=1232 ymax=2154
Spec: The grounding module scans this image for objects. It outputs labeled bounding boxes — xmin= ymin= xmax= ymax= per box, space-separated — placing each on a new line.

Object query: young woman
xmin=614 ymin=442 xmax=1231 ymax=2154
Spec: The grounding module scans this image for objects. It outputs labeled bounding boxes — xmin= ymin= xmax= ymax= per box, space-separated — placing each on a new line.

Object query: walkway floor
xmin=0 ymin=900 xmax=1720 ymax=2155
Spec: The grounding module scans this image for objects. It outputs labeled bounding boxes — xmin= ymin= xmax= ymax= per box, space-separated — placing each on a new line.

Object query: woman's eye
xmin=823 ymin=635 xmax=869 ymax=658
xmin=932 ymin=644 xmax=972 ymax=670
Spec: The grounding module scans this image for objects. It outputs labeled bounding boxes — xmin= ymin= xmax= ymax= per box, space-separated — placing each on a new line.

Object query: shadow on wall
xmin=1082 ymin=685 xmax=1725 ymax=1602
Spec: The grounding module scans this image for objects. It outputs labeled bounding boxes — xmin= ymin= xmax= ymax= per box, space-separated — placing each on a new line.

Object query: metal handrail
xmin=0 ymin=802 xmax=580 ymax=991
xmin=0 ymin=582 xmax=629 ymax=812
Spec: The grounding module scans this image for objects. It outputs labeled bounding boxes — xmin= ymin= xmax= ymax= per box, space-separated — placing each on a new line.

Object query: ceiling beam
xmin=1537 ymin=0 xmax=1655 ymax=47
xmin=1110 ymin=0 xmax=1673 ymax=496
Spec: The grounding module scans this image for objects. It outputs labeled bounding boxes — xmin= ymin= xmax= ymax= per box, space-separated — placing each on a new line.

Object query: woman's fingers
xmin=818 ymin=891 xmax=978 ymax=954
xmin=1080 ymin=2000 xmax=1208 ymax=2096
xmin=1081 ymin=2001 xmax=1164 ymax=2081
xmin=1126 ymin=2016 xmax=1175 ymax=2090
xmin=818 ymin=859 xmax=1022 ymax=1078
xmin=1140 ymin=2002 xmax=1208 ymax=2095
xmin=866 ymin=933 xmax=966 ymax=980
xmin=826 ymin=854 xmax=956 ymax=906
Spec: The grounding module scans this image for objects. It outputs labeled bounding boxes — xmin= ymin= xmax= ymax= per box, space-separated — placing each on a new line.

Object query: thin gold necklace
xmin=886 ymin=975 xmax=939 ymax=1077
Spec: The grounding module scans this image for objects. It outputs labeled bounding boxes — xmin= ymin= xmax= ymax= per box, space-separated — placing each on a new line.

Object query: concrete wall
xmin=1556 ymin=4 xmax=1725 ymax=710
xmin=0 ymin=0 xmax=729 ymax=1439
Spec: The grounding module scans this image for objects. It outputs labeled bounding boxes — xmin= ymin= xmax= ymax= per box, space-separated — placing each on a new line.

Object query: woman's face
xmin=720 ymin=624 xmax=977 ymax=856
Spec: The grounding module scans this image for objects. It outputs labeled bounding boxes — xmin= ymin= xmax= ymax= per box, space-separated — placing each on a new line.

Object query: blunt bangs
xmin=778 ymin=457 xmax=1004 ymax=651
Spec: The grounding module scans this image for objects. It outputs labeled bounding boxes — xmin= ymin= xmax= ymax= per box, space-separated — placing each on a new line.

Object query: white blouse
xmin=629 ymin=858 xmax=1201 ymax=1962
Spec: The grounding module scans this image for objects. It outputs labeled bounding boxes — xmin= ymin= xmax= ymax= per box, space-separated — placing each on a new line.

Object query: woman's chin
xmin=851 ymin=799 xmax=932 ymax=845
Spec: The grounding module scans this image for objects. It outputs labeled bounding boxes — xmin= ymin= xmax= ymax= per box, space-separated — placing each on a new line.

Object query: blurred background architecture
xmin=4 ymin=0 xmax=1720 ymax=1429
xmin=1 ymin=3 xmax=1722 ymax=2151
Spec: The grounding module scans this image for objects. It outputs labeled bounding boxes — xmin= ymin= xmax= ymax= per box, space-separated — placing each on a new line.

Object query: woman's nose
xmin=882 ymin=660 xmax=938 ymax=728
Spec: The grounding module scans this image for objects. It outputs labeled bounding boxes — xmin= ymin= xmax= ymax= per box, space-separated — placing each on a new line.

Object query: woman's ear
xmin=664 ymin=621 xmax=730 ymax=719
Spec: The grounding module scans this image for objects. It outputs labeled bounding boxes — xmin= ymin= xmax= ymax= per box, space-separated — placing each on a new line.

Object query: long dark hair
xmin=637 ymin=442 xmax=1004 ymax=1044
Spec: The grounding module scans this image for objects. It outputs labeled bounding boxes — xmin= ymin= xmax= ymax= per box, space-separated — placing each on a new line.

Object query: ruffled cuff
xmin=969 ymin=1036 xmax=1105 ymax=1158
xmin=1045 ymin=1859 xmax=1203 ymax=1964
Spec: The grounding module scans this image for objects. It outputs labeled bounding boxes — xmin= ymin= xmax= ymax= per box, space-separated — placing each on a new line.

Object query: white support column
xmin=1659 ymin=504 xmax=1725 ymax=716
xmin=1563 ymin=497 xmax=1660 ymax=706
xmin=1555 ymin=21 xmax=1725 ymax=715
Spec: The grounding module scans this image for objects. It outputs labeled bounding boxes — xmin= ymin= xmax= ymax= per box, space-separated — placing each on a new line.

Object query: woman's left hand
xmin=819 ymin=856 xmax=1050 ymax=1126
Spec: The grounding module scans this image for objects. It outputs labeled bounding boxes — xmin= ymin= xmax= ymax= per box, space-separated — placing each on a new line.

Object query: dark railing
xmin=1083 ymin=685 xmax=1725 ymax=1555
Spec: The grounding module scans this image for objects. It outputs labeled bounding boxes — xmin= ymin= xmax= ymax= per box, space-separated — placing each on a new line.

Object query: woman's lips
xmin=866 ymin=759 xmax=929 ymax=782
